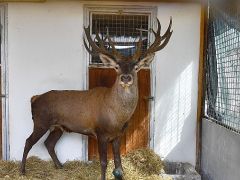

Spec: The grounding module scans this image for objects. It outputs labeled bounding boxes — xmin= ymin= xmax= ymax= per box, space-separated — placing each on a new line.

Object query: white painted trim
xmin=0 ymin=4 xmax=9 ymax=160
xmin=149 ymin=12 xmax=157 ymax=150
xmin=84 ymin=4 xmax=158 ymax=15
xmin=83 ymin=4 xmax=157 ymax=157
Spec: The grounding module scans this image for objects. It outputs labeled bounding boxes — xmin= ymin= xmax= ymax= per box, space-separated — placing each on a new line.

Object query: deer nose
xmin=120 ymin=74 xmax=133 ymax=84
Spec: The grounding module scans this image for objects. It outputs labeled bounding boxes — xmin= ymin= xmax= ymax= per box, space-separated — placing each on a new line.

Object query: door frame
xmin=83 ymin=4 xmax=157 ymax=161
xmin=0 ymin=4 xmax=9 ymax=160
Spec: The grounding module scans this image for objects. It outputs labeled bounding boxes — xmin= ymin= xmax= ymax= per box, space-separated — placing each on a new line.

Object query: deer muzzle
xmin=119 ymin=74 xmax=133 ymax=87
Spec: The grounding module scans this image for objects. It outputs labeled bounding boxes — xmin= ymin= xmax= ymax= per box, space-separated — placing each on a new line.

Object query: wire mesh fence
xmin=90 ymin=13 xmax=149 ymax=64
xmin=205 ymin=1 xmax=240 ymax=131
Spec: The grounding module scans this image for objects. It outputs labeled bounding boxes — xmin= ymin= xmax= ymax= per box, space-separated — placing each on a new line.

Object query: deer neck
xmin=109 ymin=76 xmax=139 ymax=116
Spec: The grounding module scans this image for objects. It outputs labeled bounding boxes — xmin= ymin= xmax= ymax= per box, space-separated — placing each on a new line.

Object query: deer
xmin=20 ymin=18 xmax=172 ymax=180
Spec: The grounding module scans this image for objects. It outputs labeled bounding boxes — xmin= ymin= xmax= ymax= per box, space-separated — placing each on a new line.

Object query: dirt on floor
xmin=0 ymin=148 xmax=172 ymax=180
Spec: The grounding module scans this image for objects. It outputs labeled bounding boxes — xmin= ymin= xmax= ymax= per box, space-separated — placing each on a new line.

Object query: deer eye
xmin=115 ymin=65 xmax=120 ymax=70
xmin=134 ymin=65 xmax=139 ymax=71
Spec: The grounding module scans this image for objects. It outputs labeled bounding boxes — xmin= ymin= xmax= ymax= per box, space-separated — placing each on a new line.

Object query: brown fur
xmin=30 ymin=95 xmax=40 ymax=104
xmin=21 ymin=73 xmax=139 ymax=180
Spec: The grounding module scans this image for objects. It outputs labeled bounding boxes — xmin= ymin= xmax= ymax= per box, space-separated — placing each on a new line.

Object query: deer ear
xmin=135 ymin=53 xmax=155 ymax=72
xmin=99 ymin=53 xmax=118 ymax=67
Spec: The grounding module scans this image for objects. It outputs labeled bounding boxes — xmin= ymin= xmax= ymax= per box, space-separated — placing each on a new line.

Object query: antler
xmin=142 ymin=17 xmax=173 ymax=58
xmin=131 ymin=31 xmax=143 ymax=61
xmin=84 ymin=17 xmax=172 ymax=63
xmin=84 ymin=26 xmax=124 ymax=61
xmin=130 ymin=17 xmax=172 ymax=63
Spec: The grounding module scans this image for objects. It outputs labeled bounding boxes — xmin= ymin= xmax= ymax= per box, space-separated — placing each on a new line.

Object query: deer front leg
xmin=97 ymin=135 xmax=108 ymax=180
xmin=112 ymin=137 xmax=123 ymax=180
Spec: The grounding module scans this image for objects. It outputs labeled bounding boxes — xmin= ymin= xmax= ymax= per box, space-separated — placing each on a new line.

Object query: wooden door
xmin=88 ymin=67 xmax=151 ymax=159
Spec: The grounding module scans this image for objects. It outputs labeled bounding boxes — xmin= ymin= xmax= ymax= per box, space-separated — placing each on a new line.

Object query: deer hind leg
xmin=112 ymin=137 xmax=123 ymax=180
xmin=21 ymin=125 xmax=48 ymax=174
xmin=44 ymin=127 xmax=63 ymax=168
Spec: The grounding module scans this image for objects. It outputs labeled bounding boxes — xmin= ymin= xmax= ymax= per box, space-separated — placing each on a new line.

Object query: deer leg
xmin=21 ymin=126 xmax=48 ymax=174
xmin=44 ymin=128 xmax=63 ymax=169
xmin=97 ymin=135 xmax=108 ymax=180
xmin=112 ymin=137 xmax=123 ymax=180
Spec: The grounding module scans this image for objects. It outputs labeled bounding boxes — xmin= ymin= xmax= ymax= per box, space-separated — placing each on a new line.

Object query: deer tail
xmin=31 ymin=95 xmax=40 ymax=104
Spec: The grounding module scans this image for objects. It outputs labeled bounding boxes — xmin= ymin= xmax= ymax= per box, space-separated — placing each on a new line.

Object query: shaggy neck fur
xmin=109 ymin=75 xmax=139 ymax=119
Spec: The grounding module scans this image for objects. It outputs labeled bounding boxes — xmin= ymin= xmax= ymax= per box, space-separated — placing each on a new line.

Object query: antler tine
xmin=95 ymin=25 xmax=106 ymax=49
xmin=84 ymin=26 xmax=112 ymax=57
xmin=105 ymin=27 xmax=125 ymax=60
xmin=143 ymin=17 xmax=173 ymax=57
xmin=154 ymin=19 xmax=173 ymax=51
xmin=84 ymin=25 xmax=126 ymax=61
xmin=147 ymin=19 xmax=162 ymax=51
xmin=131 ymin=30 xmax=143 ymax=62
xmin=107 ymin=35 xmax=117 ymax=52
xmin=84 ymin=26 xmax=100 ymax=52
xmin=83 ymin=38 xmax=98 ymax=56
xmin=153 ymin=18 xmax=162 ymax=45
xmin=162 ymin=17 xmax=172 ymax=39
xmin=93 ymin=21 xmax=107 ymax=47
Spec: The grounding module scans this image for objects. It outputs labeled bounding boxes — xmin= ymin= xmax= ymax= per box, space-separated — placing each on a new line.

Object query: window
xmin=205 ymin=3 xmax=240 ymax=132
xmin=91 ymin=14 xmax=149 ymax=65
xmin=84 ymin=5 xmax=156 ymax=66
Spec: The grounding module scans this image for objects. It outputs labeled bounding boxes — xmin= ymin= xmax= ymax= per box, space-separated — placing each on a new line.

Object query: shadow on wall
xmin=154 ymin=62 xmax=194 ymax=161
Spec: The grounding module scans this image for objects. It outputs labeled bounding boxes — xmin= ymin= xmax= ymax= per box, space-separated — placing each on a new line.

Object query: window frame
xmin=0 ymin=4 xmax=9 ymax=160
xmin=84 ymin=4 xmax=157 ymax=67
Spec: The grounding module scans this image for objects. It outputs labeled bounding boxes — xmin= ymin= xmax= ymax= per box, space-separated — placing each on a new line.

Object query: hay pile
xmin=0 ymin=148 xmax=172 ymax=180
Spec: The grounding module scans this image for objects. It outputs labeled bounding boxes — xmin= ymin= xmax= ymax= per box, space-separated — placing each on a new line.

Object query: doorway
xmin=85 ymin=8 xmax=155 ymax=159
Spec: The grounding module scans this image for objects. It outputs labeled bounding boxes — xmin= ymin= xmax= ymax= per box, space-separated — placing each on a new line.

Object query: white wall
xmin=7 ymin=1 xmax=201 ymax=164
xmin=201 ymin=119 xmax=240 ymax=180
xmin=154 ymin=4 xmax=201 ymax=166
xmin=8 ymin=1 xmax=86 ymax=161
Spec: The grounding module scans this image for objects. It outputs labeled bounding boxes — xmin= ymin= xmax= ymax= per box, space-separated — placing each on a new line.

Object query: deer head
xmin=84 ymin=18 xmax=173 ymax=88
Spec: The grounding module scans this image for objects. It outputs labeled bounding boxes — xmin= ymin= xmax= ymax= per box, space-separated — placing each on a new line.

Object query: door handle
xmin=0 ymin=94 xmax=6 ymax=98
xmin=143 ymin=96 xmax=154 ymax=101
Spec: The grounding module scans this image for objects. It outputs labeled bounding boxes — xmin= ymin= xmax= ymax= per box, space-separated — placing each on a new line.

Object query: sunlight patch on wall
xmin=155 ymin=62 xmax=193 ymax=158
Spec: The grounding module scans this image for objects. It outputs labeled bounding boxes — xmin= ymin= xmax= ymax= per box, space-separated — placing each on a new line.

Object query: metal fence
xmin=205 ymin=1 xmax=240 ymax=132
xmin=90 ymin=13 xmax=149 ymax=65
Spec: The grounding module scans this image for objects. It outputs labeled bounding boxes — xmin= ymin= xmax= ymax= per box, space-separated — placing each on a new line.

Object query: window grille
xmin=90 ymin=13 xmax=149 ymax=65
xmin=205 ymin=1 xmax=240 ymax=132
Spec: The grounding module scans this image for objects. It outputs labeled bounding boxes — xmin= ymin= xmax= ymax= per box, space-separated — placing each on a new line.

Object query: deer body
xmin=31 ymin=75 xmax=138 ymax=140
xmin=21 ymin=18 xmax=172 ymax=180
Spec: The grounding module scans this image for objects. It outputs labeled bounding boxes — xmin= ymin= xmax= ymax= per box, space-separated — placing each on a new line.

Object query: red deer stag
xmin=21 ymin=18 xmax=172 ymax=180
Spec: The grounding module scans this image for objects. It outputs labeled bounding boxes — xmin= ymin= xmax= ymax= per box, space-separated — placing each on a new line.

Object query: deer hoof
xmin=55 ymin=163 xmax=63 ymax=169
xmin=20 ymin=168 xmax=26 ymax=175
xmin=20 ymin=165 xmax=26 ymax=176
xmin=112 ymin=168 xmax=123 ymax=180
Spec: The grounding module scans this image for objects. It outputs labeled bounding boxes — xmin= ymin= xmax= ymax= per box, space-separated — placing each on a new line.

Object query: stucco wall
xmin=8 ymin=1 xmax=86 ymax=161
xmin=153 ymin=3 xmax=200 ymax=166
xmin=201 ymin=119 xmax=240 ymax=180
xmin=7 ymin=1 xmax=200 ymax=164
